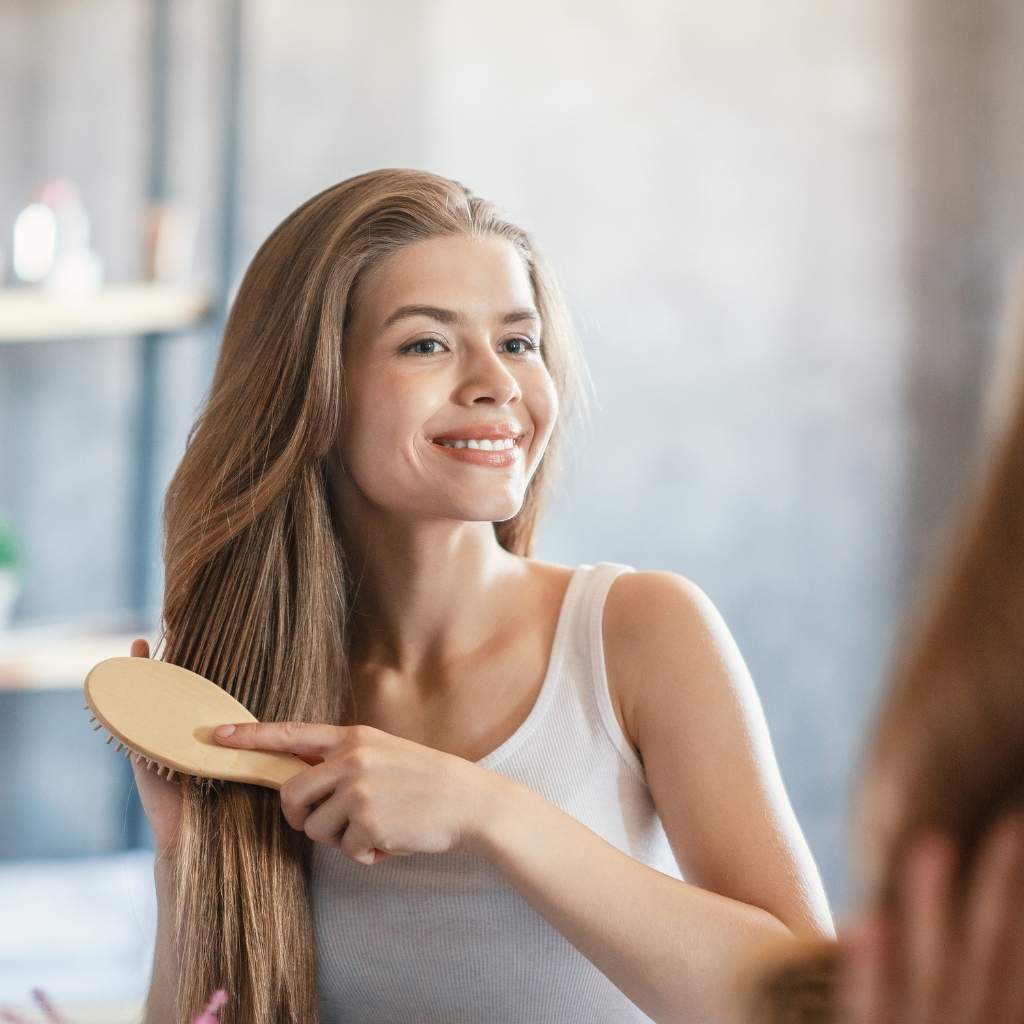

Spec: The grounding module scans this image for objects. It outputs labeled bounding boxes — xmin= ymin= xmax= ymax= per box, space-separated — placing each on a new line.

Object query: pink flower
xmin=0 ymin=986 xmax=229 ymax=1024
xmin=192 ymin=987 xmax=230 ymax=1023
xmin=0 ymin=988 xmax=68 ymax=1023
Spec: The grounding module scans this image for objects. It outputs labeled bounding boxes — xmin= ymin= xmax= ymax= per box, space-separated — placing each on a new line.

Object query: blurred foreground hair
xmin=748 ymin=267 xmax=1024 ymax=1022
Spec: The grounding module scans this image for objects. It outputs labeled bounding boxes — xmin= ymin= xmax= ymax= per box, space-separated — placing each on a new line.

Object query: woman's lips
xmin=429 ymin=438 xmax=523 ymax=467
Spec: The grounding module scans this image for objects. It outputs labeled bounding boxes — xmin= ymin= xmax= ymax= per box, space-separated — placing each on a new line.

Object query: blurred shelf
xmin=0 ymin=282 xmax=213 ymax=342
xmin=0 ymin=613 xmax=158 ymax=691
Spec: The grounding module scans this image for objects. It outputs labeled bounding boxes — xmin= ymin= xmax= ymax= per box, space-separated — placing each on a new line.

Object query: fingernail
xmin=215 ymin=725 xmax=236 ymax=737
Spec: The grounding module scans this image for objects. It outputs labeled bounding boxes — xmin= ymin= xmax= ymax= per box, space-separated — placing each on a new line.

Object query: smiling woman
xmin=137 ymin=168 xmax=833 ymax=1024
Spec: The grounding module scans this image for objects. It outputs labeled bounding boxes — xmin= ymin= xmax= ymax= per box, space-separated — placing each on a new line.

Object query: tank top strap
xmin=563 ymin=561 xmax=644 ymax=781
xmin=475 ymin=560 xmax=639 ymax=774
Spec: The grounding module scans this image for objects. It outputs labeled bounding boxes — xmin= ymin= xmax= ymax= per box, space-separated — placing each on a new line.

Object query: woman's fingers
xmin=954 ymin=810 xmax=1024 ymax=1023
xmin=838 ymin=909 xmax=892 ymax=1024
xmin=836 ymin=917 xmax=867 ymax=1023
xmin=899 ymin=831 xmax=957 ymax=1024
xmin=841 ymin=816 xmax=1024 ymax=1024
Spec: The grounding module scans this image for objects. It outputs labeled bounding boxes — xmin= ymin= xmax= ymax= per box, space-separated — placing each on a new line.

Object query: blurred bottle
xmin=11 ymin=178 xmax=104 ymax=292
xmin=141 ymin=201 xmax=199 ymax=283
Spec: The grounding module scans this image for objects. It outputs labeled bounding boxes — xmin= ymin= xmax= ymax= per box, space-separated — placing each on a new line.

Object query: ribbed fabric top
xmin=310 ymin=562 xmax=685 ymax=1023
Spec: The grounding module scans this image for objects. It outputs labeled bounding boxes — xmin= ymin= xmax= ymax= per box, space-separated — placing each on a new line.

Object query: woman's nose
xmin=453 ymin=344 xmax=523 ymax=404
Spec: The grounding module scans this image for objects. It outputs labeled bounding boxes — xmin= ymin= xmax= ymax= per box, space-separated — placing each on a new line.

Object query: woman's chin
xmin=447 ymin=495 xmax=526 ymax=525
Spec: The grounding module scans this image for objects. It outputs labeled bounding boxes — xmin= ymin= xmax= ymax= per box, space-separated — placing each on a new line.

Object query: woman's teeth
xmin=436 ymin=438 xmax=517 ymax=450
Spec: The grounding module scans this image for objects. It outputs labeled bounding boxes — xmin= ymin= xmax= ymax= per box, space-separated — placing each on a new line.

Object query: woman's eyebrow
xmin=380 ymin=304 xmax=541 ymax=330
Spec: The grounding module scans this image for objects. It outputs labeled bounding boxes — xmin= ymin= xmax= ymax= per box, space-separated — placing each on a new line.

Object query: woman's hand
xmin=127 ymin=638 xmax=183 ymax=863
xmin=212 ymin=720 xmax=506 ymax=865
xmin=837 ymin=807 xmax=1024 ymax=1023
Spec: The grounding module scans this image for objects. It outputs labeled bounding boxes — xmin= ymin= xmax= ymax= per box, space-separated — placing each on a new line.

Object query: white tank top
xmin=310 ymin=562 xmax=685 ymax=1023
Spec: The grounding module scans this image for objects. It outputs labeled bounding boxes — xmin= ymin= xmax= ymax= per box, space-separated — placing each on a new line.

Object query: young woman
xmin=746 ymin=273 xmax=1024 ymax=1022
xmin=132 ymin=168 xmax=835 ymax=1024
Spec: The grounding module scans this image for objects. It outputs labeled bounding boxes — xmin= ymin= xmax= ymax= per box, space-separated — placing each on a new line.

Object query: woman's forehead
xmin=357 ymin=237 xmax=535 ymax=329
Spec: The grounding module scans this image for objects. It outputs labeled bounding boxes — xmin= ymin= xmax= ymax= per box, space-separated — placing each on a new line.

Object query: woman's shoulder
xmin=604 ymin=566 xmax=714 ymax=630
xmin=521 ymin=560 xmax=737 ymax=758
xmin=521 ymin=558 xmax=715 ymax=635
xmin=520 ymin=557 xmax=721 ymax=652
xmin=601 ymin=568 xmax=726 ymax=742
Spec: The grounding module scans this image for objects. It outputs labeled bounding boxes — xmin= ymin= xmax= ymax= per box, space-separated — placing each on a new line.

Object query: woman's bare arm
xmin=469 ymin=569 xmax=837 ymax=1021
xmin=476 ymin=773 xmax=804 ymax=1022
xmin=606 ymin=570 xmax=836 ymax=941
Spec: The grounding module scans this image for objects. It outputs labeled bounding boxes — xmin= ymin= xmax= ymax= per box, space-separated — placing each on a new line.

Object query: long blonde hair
xmin=748 ymin=272 xmax=1024 ymax=1021
xmin=151 ymin=169 xmax=592 ymax=1022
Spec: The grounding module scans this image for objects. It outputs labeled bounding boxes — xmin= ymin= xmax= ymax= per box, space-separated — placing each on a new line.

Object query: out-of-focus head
xmin=854 ymin=283 xmax=1024 ymax=910
xmin=744 ymin=269 xmax=1024 ymax=1024
xmin=856 ymin=621 xmax=1024 ymax=916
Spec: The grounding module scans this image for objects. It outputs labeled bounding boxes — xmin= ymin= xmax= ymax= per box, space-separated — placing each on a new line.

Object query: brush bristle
xmin=85 ymin=705 xmax=206 ymax=787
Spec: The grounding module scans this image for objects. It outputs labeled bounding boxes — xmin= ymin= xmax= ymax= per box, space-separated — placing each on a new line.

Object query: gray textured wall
xmin=2 ymin=0 xmax=1022 ymax=917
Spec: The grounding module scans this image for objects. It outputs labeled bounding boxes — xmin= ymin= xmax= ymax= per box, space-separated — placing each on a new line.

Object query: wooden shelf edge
xmin=0 ymin=614 xmax=159 ymax=691
xmin=0 ymin=281 xmax=215 ymax=342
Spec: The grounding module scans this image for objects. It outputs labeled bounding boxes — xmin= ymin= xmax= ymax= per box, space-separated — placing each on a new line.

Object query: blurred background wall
xmin=1 ymin=0 xmax=1023 ymax=1012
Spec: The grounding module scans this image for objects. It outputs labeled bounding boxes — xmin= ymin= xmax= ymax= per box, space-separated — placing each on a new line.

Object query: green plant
xmin=0 ymin=516 xmax=19 ymax=571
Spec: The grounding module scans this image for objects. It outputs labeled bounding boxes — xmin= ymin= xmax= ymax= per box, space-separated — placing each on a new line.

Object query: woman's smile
xmin=428 ymin=435 xmax=524 ymax=467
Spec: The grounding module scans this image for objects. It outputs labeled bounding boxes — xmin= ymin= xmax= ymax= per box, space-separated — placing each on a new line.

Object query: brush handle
xmin=252 ymin=751 xmax=309 ymax=790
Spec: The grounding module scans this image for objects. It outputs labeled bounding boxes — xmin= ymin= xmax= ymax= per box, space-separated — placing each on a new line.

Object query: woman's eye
xmin=400 ymin=337 xmax=541 ymax=356
xmin=503 ymin=337 xmax=541 ymax=355
xmin=402 ymin=338 xmax=446 ymax=356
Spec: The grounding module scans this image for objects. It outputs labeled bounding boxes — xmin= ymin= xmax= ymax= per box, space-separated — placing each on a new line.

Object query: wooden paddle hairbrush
xmin=83 ymin=656 xmax=308 ymax=789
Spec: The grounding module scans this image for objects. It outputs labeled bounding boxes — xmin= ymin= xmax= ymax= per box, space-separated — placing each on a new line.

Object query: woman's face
xmin=334 ymin=233 xmax=559 ymax=525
